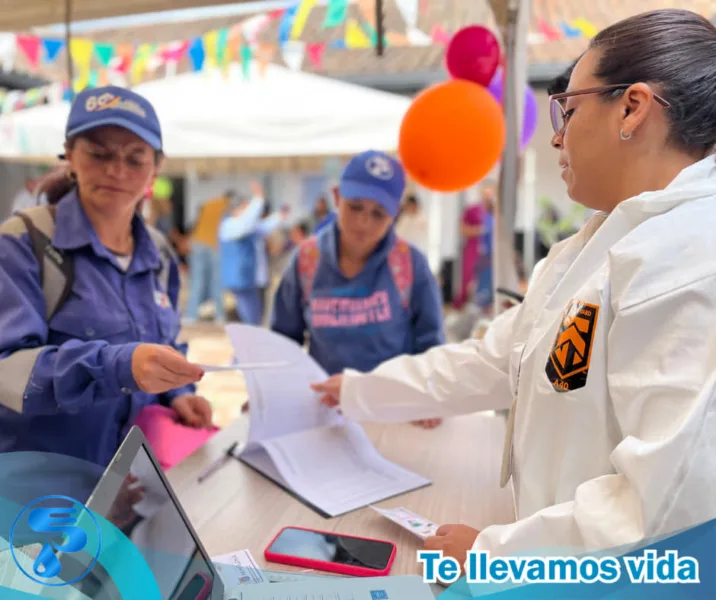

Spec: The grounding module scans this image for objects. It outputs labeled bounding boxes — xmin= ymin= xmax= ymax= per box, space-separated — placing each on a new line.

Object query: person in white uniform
xmin=311 ymin=8 xmax=716 ymax=567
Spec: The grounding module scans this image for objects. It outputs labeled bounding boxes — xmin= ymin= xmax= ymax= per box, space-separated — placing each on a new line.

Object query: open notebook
xmin=225 ymin=324 xmax=431 ymax=518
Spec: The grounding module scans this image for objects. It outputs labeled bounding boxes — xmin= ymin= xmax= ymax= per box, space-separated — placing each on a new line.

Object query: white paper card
xmin=371 ymin=506 xmax=440 ymax=540
xmin=212 ymin=548 xmax=267 ymax=586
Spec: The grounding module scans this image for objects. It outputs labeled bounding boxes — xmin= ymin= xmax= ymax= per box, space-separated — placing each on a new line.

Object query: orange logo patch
xmin=545 ymin=300 xmax=600 ymax=393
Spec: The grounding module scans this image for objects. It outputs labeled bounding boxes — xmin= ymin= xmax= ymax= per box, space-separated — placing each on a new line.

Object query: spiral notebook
xmin=225 ymin=324 xmax=431 ymax=518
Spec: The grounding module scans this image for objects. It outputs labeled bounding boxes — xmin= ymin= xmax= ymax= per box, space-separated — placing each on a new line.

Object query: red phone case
xmin=264 ymin=526 xmax=396 ymax=577
xmin=176 ymin=572 xmax=212 ymax=600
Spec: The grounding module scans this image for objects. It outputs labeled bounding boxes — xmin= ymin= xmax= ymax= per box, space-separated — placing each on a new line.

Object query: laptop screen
xmin=86 ymin=429 xmax=221 ymax=599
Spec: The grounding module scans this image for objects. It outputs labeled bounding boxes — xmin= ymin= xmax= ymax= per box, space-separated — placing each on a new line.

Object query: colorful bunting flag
xmin=42 ymin=38 xmax=64 ymax=63
xmin=203 ymin=31 xmax=219 ymax=69
xmin=358 ymin=0 xmax=377 ymax=29
xmin=16 ymin=35 xmax=41 ymax=69
xmin=188 ymin=37 xmax=206 ymax=71
xmin=0 ymin=33 xmax=17 ymax=73
xmin=131 ymin=43 xmax=154 ymax=85
xmin=279 ymin=4 xmax=298 ymax=45
xmin=290 ymin=0 xmax=317 ymax=40
xmin=430 ymin=24 xmax=451 ymax=45
xmin=240 ymin=44 xmax=252 ymax=80
xmin=307 ymin=42 xmax=325 ymax=69
xmin=537 ymin=18 xmax=562 ymax=42
xmin=323 ymin=0 xmax=349 ymax=28
xmin=94 ymin=43 xmax=115 ymax=68
xmin=345 ymin=19 xmax=372 ymax=49
xmin=572 ymin=18 xmax=598 ymax=38
xmin=395 ymin=0 xmax=419 ymax=29
xmin=282 ymin=40 xmax=306 ymax=71
xmin=256 ymin=42 xmax=276 ymax=77
xmin=241 ymin=13 xmax=271 ymax=44
xmin=386 ymin=31 xmax=410 ymax=46
xmin=70 ymin=39 xmax=94 ymax=91
xmin=217 ymin=28 xmax=229 ymax=66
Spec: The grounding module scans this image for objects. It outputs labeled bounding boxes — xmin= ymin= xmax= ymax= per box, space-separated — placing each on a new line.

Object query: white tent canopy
xmin=0 ymin=63 xmax=411 ymax=159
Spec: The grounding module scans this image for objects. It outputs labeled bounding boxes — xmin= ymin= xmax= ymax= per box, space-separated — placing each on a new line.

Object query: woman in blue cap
xmin=270 ymin=150 xmax=445 ymax=428
xmin=0 ymin=86 xmax=211 ymax=467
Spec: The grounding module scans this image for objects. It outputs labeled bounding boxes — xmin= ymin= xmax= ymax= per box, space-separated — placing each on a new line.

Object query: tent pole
xmin=65 ymin=0 xmax=74 ymax=99
xmin=375 ymin=0 xmax=385 ymax=56
xmin=493 ymin=0 xmax=530 ymax=315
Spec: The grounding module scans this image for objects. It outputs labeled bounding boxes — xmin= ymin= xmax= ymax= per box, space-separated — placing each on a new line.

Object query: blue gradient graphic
xmin=438 ymin=518 xmax=716 ymax=599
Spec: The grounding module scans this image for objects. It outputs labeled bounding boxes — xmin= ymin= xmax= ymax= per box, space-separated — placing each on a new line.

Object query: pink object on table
xmin=132 ymin=405 xmax=219 ymax=470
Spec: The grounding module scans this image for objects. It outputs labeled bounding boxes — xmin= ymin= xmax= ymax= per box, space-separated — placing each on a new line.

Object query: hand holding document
xmin=223 ymin=325 xmax=431 ymax=518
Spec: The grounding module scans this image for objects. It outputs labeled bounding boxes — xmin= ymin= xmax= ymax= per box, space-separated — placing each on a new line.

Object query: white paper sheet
xmin=228 ymin=575 xmax=434 ymax=600
xmin=260 ymin=423 xmax=431 ymax=517
xmin=224 ymin=324 xmax=430 ymax=517
xmin=195 ymin=361 xmax=290 ymax=372
xmin=225 ymin=325 xmax=343 ymax=445
xmin=212 ymin=548 xmax=267 ymax=586
xmin=371 ymin=506 xmax=440 ymax=540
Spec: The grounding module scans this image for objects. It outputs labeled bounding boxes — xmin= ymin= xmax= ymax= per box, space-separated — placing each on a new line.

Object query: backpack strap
xmin=388 ymin=238 xmax=414 ymax=310
xmin=297 ymin=236 xmax=320 ymax=304
xmin=13 ymin=206 xmax=74 ymax=321
xmin=145 ymin=225 xmax=175 ymax=295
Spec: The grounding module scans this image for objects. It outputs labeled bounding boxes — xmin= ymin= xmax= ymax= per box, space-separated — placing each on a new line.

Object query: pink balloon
xmin=445 ymin=25 xmax=500 ymax=87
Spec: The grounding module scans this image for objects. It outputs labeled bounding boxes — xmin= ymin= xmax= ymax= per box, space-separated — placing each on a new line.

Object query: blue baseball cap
xmin=65 ymin=86 xmax=162 ymax=151
xmin=339 ymin=150 xmax=406 ymax=218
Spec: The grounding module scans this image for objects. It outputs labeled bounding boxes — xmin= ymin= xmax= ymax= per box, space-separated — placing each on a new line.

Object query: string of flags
xmin=0 ymin=0 xmax=611 ymax=116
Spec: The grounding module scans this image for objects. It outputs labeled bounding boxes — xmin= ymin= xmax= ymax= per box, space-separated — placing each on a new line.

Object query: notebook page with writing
xmin=256 ymin=422 xmax=431 ymax=518
xmin=225 ymin=324 xmax=343 ymax=446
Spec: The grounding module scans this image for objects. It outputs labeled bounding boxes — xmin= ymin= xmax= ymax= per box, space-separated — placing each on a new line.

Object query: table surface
xmin=168 ymin=412 xmax=516 ymax=579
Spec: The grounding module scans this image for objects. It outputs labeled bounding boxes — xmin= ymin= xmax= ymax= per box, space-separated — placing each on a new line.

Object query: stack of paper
xmin=225 ymin=325 xmax=431 ymax=518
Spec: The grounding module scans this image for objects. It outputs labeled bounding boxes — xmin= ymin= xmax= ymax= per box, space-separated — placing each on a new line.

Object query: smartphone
xmin=264 ymin=526 xmax=396 ymax=577
xmin=175 ymin=572 xmax=213 ymax=600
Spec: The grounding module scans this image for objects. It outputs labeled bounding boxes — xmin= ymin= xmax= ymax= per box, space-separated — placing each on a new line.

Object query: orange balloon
xmin=399 ymin=79 xmax=506 ymax=192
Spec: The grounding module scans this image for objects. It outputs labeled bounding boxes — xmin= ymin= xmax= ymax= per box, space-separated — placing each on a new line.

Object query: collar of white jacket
xmin=617 ymin=155 xmax=716 ymax=217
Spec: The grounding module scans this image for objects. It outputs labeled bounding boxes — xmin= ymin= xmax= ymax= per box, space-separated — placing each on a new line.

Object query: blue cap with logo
xmin=339 ymin=150 xmax=406 ymax=218
xmin=65 ymin=86 xmax=162 ymax=151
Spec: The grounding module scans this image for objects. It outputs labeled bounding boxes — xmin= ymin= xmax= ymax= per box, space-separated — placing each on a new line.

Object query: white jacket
xmin=340 ymin=157 xmax=716 ymax=557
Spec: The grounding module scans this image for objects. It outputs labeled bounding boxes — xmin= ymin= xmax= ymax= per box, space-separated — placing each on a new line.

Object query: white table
xmin=169 ymin=412 xmax=516 ymax=579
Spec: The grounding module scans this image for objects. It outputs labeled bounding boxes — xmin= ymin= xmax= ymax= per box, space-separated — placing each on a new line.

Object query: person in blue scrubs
xmin=0 ymin=86 xmax=211 ymax=467
xmin=271 ymin=150 xmax=445 ymax=428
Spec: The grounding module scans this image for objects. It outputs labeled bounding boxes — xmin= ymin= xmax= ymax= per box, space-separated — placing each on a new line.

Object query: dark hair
xmin=590 ymin=9 xmax=716 ymax=153
xmin=295 ymin=221 xmax=310 ymax=236
xmin=548 ymin=59 xmax=578 ymax=96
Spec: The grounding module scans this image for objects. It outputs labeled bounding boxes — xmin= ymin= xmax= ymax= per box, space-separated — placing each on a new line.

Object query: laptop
xmin=85 ymin=426 xmax=227 ymax=600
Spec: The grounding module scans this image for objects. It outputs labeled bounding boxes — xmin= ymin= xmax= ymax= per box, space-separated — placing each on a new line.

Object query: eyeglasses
xmin=549 ymin=84 xmax=671 ymax=136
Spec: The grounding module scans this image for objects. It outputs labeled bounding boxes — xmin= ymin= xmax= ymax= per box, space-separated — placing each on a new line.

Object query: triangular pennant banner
xmin=282 ymin=40 xmax=306 ymax=71
xmin=240 ymin=44 xmax=252 ymax=79
xmin=94 ymin=43 xmax=115 ymax=68
xmin=407 ymin=27 xmax=432 ymax=46
xmin=188 ymin=37 xmax=206 ymax=71
xmin=430 ymin=24 xmax=451 ymax=45
xmin=386 ymin=31 xmax=410 ymax=46
xmin=345 ymin=19 xmax=372 ymax=48
xmin=358 ymin=0 xmax=377 ymax=28
xmin=279 ymin=4 xmax=298 ymax=45
xmin=16 ymin=35 xmax=41 ymax=69
xmin=395 ymin=0 xmax=419 ymax=29
xmin=307 ymin=42 xmax=325 ymax=69
xmin=290 ymin=0 xmax=317 ymax=39
xmin=112 ymin=44 xmax=134 ymax=74
xmin=323 ymin=0 xmax=349 ymax=28
xmin=42 ymin=38 xmax=64 ymax=63
xmin=0 ymin=33 xmax=18 ymax=72
xmin=203 ymin=31 xmax=219 ymax=68
xmin=69 ymin=39 xmax=94 ymax=88
xmin=241 ymin=14 xmax=271 ymax=44
xmin=131 ymin=43 xmax=154 ymax=84
xmin=572 ymin=18 xmax=598 ymax=38
xmin=88 ymin=71 xmax=99 ymax=88
xmin=217 ymin=28 xmax=229 ymax=66
xmin=537 ymin=18 xmax=562 ymax=42
xmin=256 ymin=42 xmax=276 ymax=77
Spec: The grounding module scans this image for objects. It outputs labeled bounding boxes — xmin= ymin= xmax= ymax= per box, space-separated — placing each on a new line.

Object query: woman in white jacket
xmin=312 ymin=8 xmax=716 ymax=568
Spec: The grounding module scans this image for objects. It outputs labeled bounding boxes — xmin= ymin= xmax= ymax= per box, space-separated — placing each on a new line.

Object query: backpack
xmin=11 ymin=205 xmax=174 ymax=321
xmin=297 ymin=235 xmax=414 ymax=310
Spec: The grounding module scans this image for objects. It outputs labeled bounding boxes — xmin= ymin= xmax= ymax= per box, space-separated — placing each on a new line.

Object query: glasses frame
xmin=549 ymin=84 xmax=671 ymax=136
